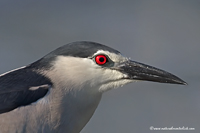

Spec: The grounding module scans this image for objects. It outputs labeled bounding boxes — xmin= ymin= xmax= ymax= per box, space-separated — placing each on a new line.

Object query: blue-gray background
xmin=0 ymin=0 xmax=199 ymax=133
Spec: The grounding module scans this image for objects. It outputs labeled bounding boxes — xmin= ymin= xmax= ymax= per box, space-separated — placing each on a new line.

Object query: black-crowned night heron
xmin=0 ymin=41 xmax=186 ymax=133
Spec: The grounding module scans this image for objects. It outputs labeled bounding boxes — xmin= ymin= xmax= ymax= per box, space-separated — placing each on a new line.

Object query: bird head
xmin=34 ymin=41 xmax=186 ymax=93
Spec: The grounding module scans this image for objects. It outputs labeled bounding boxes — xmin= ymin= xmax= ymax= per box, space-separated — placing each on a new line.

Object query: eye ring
xmin=95 ymin=55 xmax=107 ymax=65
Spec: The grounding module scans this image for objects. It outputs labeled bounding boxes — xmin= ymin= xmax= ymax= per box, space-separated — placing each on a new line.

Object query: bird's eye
xmin=95 ymin=55 xmax=107 ymax=65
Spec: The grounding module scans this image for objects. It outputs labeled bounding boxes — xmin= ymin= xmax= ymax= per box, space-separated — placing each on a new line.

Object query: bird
xmin=0 ymin=41 xmax=186 ymax=133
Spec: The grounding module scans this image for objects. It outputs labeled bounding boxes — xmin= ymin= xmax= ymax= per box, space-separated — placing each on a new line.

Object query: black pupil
xmin=99 ymin=57 xmax=105 ymax=62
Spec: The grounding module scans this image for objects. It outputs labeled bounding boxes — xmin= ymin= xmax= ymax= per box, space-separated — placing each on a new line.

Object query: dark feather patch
xmin=29 ymin=41 xmax=120 ymax=70
xmin=48 ymin=41 xmax=120 ymax=58
xmin=0 ymin=67 xmax=52 ymax=114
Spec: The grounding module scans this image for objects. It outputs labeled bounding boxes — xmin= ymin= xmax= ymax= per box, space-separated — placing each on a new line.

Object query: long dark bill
xmin=117 ymin=60 xmax=187 ymax=85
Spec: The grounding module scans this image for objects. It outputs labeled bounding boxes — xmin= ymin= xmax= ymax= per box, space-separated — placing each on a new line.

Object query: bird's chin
xmin=98 ymin=78 xmax=134 ymax=93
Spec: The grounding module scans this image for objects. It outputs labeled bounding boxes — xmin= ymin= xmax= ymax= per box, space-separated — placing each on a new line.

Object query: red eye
xmin=95 ymin=55 xmax=107 ymax=65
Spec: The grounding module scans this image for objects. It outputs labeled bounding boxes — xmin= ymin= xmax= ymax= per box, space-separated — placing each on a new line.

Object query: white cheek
xmin=95 ymin=69 xmax=133 ymax=92
xmin=43 ymin=56 xmax=133 ymax=93
xmin=98 ymin=79 xmax=134 ymax=92
xmin=44 ymin=56 xmax=103 ymax=89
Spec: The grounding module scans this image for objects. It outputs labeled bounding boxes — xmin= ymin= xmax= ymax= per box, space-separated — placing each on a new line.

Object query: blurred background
xmin=0 ymin=0 xmax=199 ymax=132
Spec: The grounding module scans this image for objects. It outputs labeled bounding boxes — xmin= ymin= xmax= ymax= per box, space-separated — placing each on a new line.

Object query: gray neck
xmin=45 ymin=85 xmax=102 ymax=133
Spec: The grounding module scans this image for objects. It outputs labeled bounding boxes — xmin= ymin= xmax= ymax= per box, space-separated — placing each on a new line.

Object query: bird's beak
xmin=115 ymin=60 xmax=187 ymax=85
